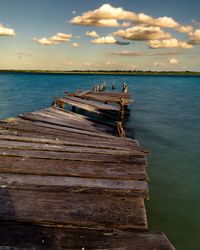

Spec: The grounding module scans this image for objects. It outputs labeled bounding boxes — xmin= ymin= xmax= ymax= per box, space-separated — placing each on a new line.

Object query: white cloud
xmin=169 ymin=57 xmax=178 ymax=64
xmin=114 ymin=26 xmax=171 ymax=41
xmin=83 ymin=62 xmax=97 ymax=67
xmin=64 ymin=60 xmax=76 ymax=66
xmin=70 ymin=3 xmax=192 ymax=33
xmin=85 ymin=30 xmax=99 ymax=37
xmin=188 ymin=29 xmax=200 ymax=44
xmin=105 ymin=61 xmax=118 ymax=65
xmin=121 ymin=22 xmax=131 ymax=27
xmin=0 ymin=23 xmax=16 ymax=36
xmin=91 ymin=35 xmax=117 ymax=44
xmin=153 ymin=62 xmax=165 ymax=66
xmin=33 ymin=32 xmax=72 ymax=45
xmin=50 ymin=33 xmax=72 ymax=42
xmin=33 ymin=37 xmax=58 ymax=45
xmin=72 ymin=42 xmax=81 ymax=47
xmin=71 ymin=4 xmax=135 ymax=27
xmin=149 ymin=38 xmax=193 ymax=49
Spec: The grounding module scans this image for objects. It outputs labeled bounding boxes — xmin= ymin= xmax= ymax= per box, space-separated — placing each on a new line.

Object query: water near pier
xmin=0 ymin=72 xmax=200 ymax=250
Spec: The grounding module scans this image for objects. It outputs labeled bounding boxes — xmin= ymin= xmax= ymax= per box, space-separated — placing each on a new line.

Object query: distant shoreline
xmin=1 ymin=69 xmax=200 ymax=76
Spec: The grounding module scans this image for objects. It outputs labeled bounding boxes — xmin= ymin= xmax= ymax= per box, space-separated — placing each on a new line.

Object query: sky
xmin=0 ymin=0 xmax=200 ymax=71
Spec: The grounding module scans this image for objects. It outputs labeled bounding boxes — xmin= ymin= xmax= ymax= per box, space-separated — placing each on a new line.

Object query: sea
xmin=0 ymin=72 xmax=200 ymax=250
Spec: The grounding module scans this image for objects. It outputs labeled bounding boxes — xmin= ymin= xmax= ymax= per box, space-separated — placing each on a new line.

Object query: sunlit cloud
xmin=149 ymin=38 xmax=193 ymax=49
xmin=169 ymin=57 xmax=178 ymax=64
xmin=121 ymin=22 xmax=131 ymax=27
xmin=71 ymin=4 xmax=135 ymax=27
xmin=153 ymin=61 xmax=165 ymax=66
xmin=85 ymin=30 xmax=99 ymax=37
xmin=33 ymin=32 xmax=72 ymax=45
xmin=91 ymin=35 xmax=117 ymax=44
xmin=72 ymin=42 xmax=81 ymax=47
xmin=105 ymin=61 xmax=118 ymax=66
xmin=114 ymin=26 xmax=172 ymax=41
xmin=188 ymin=29 xmax=200 ymax=44
xmin=0 ymin=23 xmax=16 ymax=36
xmin=64 ymin=60 xmax=76 ymax=66
xmin=70 ymin=3 xmax=193 ymax=33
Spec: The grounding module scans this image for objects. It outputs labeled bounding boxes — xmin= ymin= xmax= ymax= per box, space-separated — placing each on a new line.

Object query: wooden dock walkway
xmin=0 ymin=88 xmax=175 ymax=249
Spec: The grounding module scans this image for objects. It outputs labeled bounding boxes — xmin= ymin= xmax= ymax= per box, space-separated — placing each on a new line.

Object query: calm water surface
xmin=0 ymin=72 xmax=200 ymax=250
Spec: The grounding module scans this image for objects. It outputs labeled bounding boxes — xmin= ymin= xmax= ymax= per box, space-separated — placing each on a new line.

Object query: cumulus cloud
xmin=153 ymin=62 xmax=165 ymax=66
xmin=91 ymin=35 xmax=117 ymax=44
xmin=149 ymin=38 xmax=193 ymax=49
xmin=72 ymin=42 xmax=81 ymax=47
xmin=188 ymin=29 xmax=200 ymax=44
xmin=0 ymin=23 xmax=16 ymax=36
xmin=114 ymin=26 xmax=171 ymax=41
xmin=71 ymin=4 xmax=135 ymax=27
xmin=121 ymin=22 xmax=131 ymax=27
xmin=85 ymin=30 xmax=99 ymax=37
xmin=64 ymin=60 xmax=76 ymax=66
xmin=33 ymin=32 xmax=72 ymax=45
xmin=70 ymin=3 xmax=192 ymax=33
xmin=105 ymin=61 xmax=118 ymax=66
xmin=169 ymin=57 xmax=178 ymax=64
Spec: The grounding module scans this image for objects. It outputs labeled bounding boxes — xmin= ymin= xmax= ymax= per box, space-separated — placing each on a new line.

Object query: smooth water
xmin=0 ymin=72 xmax=200 ymax=250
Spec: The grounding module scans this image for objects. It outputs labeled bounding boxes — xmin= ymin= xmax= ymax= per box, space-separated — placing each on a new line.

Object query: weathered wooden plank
xmin=0 ymin=134 xmax=142 ymax=151
xmin=73 ymin=92 xmax=133 ymax=105
xmin=0 ymin=123 xmax=139 ymax=150
xmin=61 ymin=96 xmax=119 ymax=111
xmin=0 ymin=222 xmax=175 ymax=250
xmin=0 ymin=118 xmax=137 ymax=143
xmin=35 ymin=107 xmax=116 ymax=130
xmin=0 ymin=156 xmax=148 ymax=181
xmin=0 ymin=149 xmax=146 ymax=166
xmin=20 ymin=112 xmax=115 ymax=135
xmin=74 ymin=91 xmax=132 ymax=99
xmin=43 ymin=107 xmax=116 ymax=130
xmin=0 ymin=140 xmax=145 ymax=157
xmin=19 ymin=114 xmax=120 ymax=138
xmin=51 ymin=106 xmax=118 ymax=128
xmin=0 ymin=129 xmax=139 ymax=150
xmin=33 ymin=110 xmax=115 ymax=135
xmin=0 ymin=189 xmax=147 ymax=229
xmin=0 ymin=173 xmax=148 ymax=198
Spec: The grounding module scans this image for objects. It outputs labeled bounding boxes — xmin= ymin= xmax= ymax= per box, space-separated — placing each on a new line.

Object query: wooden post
xmin=123 ymin=83 xmax=128 ymax=93
xmin=112 ymin=82 xmax=115 ymax=90
xmin=116 ymin=121 xmax=126 ymax=137
xmin=55 ymin=100 xmax=65 ymax=110
xmin=119 ymin=98 xmax=125 ymax=121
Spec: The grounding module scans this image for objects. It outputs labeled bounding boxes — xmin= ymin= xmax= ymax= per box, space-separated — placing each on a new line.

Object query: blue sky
xmin=1 ymin=0 xmax=200 ymax=71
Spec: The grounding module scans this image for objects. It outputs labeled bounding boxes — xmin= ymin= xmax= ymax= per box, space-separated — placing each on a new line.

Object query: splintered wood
xmin=0 ymin=89 xmax=175 ymax=249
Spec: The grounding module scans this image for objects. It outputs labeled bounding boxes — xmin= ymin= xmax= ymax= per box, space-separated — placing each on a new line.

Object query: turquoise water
xmin=0 ymin=73 xmax=200 ymax=250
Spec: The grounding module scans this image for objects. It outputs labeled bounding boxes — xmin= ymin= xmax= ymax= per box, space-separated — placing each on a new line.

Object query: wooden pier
xmin=0 ymin=88 xmax=175 ymax=249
